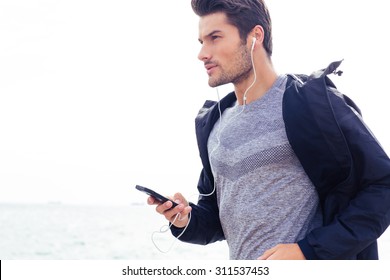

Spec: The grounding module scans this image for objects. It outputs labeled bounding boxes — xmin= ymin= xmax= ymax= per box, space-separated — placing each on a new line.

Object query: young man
xmin=148 ymin=0 xmax=390 ymax=260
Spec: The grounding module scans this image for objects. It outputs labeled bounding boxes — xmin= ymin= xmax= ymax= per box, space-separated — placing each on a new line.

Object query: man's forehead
xmin=198 ymin=12 xmax=235 ymax=38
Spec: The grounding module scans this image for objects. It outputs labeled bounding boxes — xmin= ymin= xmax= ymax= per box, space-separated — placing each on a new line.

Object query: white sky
xmin=1 ymin=0 xmax=390 ymax=206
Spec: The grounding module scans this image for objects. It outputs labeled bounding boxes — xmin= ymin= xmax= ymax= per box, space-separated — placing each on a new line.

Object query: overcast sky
xmin=1 ymin=0 xmax=389 ymax=206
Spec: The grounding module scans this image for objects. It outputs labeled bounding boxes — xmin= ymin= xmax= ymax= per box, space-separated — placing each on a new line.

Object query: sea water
xmin=0 ymin=203 xmax=228 ymax=260
xmin=0 ymin=203 xmax=389 ymax=260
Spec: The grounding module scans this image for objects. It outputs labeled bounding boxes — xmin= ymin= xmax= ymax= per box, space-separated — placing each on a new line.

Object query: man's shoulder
xmin=195 ymin=92 xmax=236 ymax=124
xmin=197 ymin=100 xmax=217 ymax=117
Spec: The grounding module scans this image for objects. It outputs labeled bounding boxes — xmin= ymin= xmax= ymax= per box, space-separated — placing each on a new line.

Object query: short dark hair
xmin=191 ymin=0 xmax=273 ymax=57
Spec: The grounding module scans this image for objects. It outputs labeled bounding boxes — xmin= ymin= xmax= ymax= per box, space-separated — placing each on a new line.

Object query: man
xmin=148 ymin=0 xmax=390 ymax=260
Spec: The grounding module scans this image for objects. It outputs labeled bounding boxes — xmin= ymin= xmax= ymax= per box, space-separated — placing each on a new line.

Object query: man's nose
xmin=198 ymin=44 xmax=211 ymax=62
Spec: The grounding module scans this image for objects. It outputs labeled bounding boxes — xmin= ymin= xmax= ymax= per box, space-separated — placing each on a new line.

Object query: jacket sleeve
xmin=298 ymin=91 xmax=390 ymax=259
xmin=170 ymin=169 xmax=225 ymax=245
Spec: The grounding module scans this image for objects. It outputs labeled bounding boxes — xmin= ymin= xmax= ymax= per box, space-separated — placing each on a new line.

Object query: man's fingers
xmin=147 ymin=196 xmax=157 ymax=205
xmin=257 ymin=247 xmax=276 ymax=260
xmin=155 ymin=200 xmax=177 ymax=214
xmin=178 ymin=205 xmax=192 ymax=221
xmin=147 ymin=192 xmax=191 ymax=228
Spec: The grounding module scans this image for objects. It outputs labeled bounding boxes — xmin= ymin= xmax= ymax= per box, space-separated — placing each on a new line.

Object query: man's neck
xmin=234 ymin=61 xmax=277 ymax=105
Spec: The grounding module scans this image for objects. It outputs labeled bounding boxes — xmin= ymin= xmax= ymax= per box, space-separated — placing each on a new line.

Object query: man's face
xmin=198 ymin=12 xmax=252 ymax=87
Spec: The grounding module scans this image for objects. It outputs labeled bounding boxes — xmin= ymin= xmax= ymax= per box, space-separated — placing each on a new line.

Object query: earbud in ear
xmin=251 ymin=37 xmax=256 ymax=51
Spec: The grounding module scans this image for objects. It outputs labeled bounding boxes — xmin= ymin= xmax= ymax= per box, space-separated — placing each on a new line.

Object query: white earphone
xmin=251 ymin=36 xmax=256 ymax=51
xmin=242 ymin=36 xmax=257 ymax=104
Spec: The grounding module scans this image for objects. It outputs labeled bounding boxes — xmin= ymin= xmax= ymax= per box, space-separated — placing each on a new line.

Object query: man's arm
xmin=170 ymin=169 xmax=225 ymax=245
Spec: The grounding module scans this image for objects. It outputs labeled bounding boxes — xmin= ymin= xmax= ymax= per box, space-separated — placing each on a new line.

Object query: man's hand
xmin=147 ymin=192 xmax=192 ymax=228
xmin=258 ymin=243 xmax=306 ymax=260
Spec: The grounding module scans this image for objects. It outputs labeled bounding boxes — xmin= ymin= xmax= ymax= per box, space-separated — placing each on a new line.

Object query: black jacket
xmin=171 ymin=61 xmax=390 ymax=259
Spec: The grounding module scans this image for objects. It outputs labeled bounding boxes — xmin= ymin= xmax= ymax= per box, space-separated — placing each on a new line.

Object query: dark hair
xmin=191 ymin=0 xmax=273 ymax=57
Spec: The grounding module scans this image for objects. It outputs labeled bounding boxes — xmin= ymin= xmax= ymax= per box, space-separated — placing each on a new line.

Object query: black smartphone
xmin=135 ymin=185 xmax=178 ymax=209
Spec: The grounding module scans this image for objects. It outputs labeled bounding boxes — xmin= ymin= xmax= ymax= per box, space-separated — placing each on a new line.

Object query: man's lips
xmin=205 ymin=63 xmax=217 ymax=75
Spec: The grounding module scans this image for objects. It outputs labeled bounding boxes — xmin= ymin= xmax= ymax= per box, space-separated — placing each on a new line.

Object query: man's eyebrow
xmin=198 ymin=30 xmax=222 ymax=43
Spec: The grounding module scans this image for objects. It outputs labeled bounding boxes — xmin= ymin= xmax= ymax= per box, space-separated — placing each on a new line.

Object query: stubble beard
xmin=208 ymin=43 xmax=253 ymax=88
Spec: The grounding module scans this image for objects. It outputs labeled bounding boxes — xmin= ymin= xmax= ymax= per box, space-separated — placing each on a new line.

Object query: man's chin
xmin=208 ymin=78 xmax=228 ymax=88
